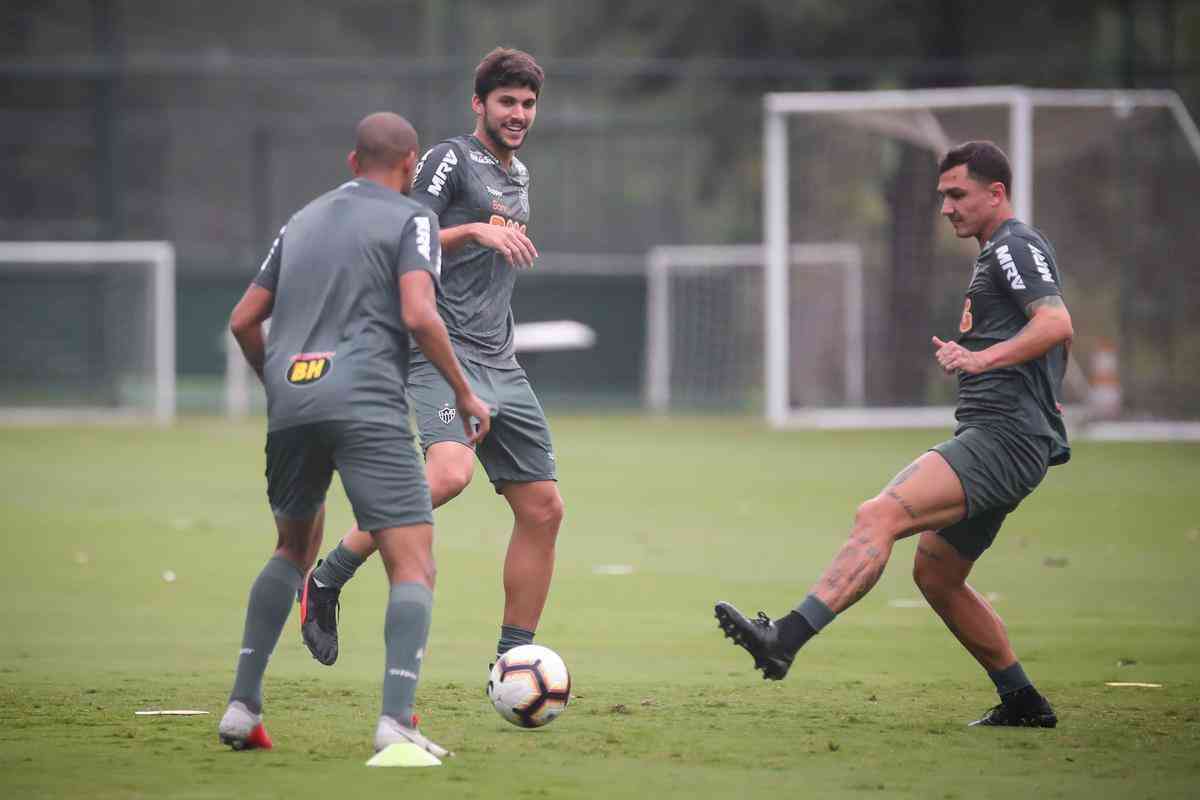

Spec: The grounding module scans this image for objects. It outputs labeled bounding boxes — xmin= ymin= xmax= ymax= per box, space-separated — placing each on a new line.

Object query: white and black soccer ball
xmin=487 ymin=644 xmax=571 ymax=728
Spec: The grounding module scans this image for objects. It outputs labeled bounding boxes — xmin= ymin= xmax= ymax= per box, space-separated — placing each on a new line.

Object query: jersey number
xmin=958 ymin=298 xmax=973 ymax=334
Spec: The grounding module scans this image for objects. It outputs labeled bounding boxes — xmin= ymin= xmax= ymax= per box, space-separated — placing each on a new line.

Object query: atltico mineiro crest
xmin=438 ymin=404 xmax=456 ymax=424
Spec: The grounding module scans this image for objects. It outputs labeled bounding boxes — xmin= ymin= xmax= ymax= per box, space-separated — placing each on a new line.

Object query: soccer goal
xmin=644 ymin=243 xmax=866 ymax=416
xmin=0 ymin=241 xmax=176 ymax=425
xmin=761 ymin=86 xmax=1200 ymax=433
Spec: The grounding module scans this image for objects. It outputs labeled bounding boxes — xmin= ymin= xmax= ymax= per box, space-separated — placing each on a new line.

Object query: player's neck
xmin=977 ymin=211 xmax=1015 ymax=247
xmin=472 ymin=127 xmax=515 ymax=169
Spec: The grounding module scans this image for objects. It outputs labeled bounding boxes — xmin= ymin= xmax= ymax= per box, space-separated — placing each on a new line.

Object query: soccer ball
xmin=487 ymin=644 xmax=571 ymax=728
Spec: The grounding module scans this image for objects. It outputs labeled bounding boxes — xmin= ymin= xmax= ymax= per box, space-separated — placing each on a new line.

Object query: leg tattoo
xmin=817 ymin=534 xmax=889 ymax=613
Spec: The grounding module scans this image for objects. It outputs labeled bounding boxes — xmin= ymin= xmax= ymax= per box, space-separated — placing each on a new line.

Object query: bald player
xmin=219 ymin=112 xmax=490 ymax=757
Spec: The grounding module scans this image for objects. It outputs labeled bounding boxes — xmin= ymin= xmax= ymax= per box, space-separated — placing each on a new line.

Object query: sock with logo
xmin=496 ymin=624 xmax=535 ymax=660
xmin=312 ymin=541 xmax=366 ymax=589
xmin=381 ymin=582 xmax=433 ymax=723
xmin=229 ymin=555 xmax=304 ymax=714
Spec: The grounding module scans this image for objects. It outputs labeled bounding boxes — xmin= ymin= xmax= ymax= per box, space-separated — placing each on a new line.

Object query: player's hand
xmin=455 ymin=389 xmax=492 ymax=444
xmin=932 ymin=336 xmax=989 ymax=375
xmin=473 ymin=223 xmax=538 ymax=269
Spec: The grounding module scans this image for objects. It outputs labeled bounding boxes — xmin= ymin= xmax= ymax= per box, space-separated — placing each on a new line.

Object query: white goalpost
xmin=0 ymin=241 xmax=176 ymax=425
xmin=644 ymin=243 xmax=865 ymax=415
xmin=761 ymin=86 xmax=1200 ymax=431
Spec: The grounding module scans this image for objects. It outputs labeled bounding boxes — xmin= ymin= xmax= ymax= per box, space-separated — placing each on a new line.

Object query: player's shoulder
xmin=510 ymin=154 xmax=530 ymax=180
xmin=999 ymin=219 xmax=1055 ymax=255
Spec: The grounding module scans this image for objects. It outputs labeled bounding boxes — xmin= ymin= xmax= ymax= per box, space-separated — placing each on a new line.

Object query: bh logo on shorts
xmin=286 ymin=352 xmax=334 ymax=385
xmin=438 ymin=404 xmax=456 ymax=424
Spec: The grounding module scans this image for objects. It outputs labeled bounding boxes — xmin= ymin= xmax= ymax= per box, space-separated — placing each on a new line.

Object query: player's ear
xmin=471 ymin=94 xmax=485 ymax=116
xmin=347 ymin=150 xmax=360 ymax=176
xmin=989 ymin=181 xmax=1005 ymax=206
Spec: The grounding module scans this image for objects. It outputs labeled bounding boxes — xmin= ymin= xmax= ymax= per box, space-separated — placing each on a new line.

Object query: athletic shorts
xmin=930 ymin=425 xmax=1051 ymax=561
xmin=408 ymin=359 xmax=557 ymax=491
xmin=265 ymin=420 xmax=432 ymax=532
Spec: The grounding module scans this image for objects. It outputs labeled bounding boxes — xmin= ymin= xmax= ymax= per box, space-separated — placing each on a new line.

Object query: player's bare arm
xmin=398 ymin=269 xmax=491 ymax=443
xmin=229 ymin=284 xmax=274 ymax=381
xmin=932 ymin=295 xmax=1072 ymax=375
xmin=439 ymin=223 xmax=538 ymax=268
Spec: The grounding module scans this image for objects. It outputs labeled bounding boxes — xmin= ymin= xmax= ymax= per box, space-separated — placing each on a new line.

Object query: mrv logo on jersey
xmin=426 ymin=148 xmax=458 ymax=197
xmin=995 ymin=244 xmax=1026 ymax=290
xmin=286 ymin=352 xmax=334 ymax=385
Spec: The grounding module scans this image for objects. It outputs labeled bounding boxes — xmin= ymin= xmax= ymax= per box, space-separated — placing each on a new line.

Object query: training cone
xmin=366 ymin=743 xmax=442 ymax=768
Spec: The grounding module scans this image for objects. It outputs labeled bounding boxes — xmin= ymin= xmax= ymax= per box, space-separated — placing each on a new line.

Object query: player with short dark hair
xmin=716 ymin=140 xmax=1072 ymax=728
xmin=218 ymin=111 xmax=490 ymax=757
xmin=302 ymin=48 xmax=565 ymax=671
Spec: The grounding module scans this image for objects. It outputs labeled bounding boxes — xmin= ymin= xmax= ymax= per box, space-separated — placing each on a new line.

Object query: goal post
xmin=762 ymin=86 xmax=1200 ymax=431
xmin=644 ymin=243 xmax=866 ymax=415
xmin=0 ymin=241 xmax=176 ymax=425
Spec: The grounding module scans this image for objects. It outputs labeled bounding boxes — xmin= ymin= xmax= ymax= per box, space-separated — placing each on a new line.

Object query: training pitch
xmin=1 ymin=415 xmax=1197 ymax=798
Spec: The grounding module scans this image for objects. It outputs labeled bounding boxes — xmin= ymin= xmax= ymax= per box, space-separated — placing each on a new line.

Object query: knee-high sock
xmin=229 ymin=555 xmax=304 ymax=714
xmin=381 ymin=582 xmax=433 ymax=723
xmin=312 ymin=541 xmax=366 ymax=589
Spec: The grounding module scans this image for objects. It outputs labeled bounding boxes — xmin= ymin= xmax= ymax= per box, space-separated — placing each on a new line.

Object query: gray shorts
xmin=408 ymin=359 xmax=557 ymax=491
xmin=930 ymin=425 xmax=1051 ymax=561
xmin=265 ymin=420 xmax=432 ymax=532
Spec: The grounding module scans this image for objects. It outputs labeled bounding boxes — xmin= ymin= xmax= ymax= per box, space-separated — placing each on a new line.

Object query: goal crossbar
xmin=0 ymin=241 xmax=176 ymax=425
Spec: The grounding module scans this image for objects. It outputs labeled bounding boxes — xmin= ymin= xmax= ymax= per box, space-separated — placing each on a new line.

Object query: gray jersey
xmin=409 ymin=134 xmax=530 ymax=368
xmin=252 ymin=178 xmax=441 ymax=432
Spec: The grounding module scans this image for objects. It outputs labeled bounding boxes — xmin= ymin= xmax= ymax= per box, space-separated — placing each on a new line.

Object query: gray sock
xmin=988 ymin=661 xmax=1032 ymax=697
xmin=497 ymin=624 xmax=535 ymax=658
xmin=312 ymin=541 xmax=366 ymax=589
xmin=229 ymin=555 xmax=304 ymax=714
xmin=795 ymin=594 xmax=837 ymax=632
xmin=381 ymin=582 xmax=433 ymax=723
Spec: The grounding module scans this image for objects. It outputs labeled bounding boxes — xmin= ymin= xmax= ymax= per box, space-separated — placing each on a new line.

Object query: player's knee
xmin=912 ymin=556 xmax=957 ymax=604
xmin=431 ymin=459 xmax=474 ymax=498
xmin=854 ymin=497 xmax=904 ymax=539
xmin=516 ymin=486 xmax=564 ymax=534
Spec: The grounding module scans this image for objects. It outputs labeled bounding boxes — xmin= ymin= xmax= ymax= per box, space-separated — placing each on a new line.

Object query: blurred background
xmin=2 ymin=0 xmax=1198 ymax=426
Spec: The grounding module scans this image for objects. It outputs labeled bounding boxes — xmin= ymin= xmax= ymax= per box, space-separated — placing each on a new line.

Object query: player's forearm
xmin=978 ymin=307 xmax=1073 ymax=371
xmin=409 ymin=316 xmax=472 ymax=398
xmin=439 ymin=223 xmax=482 ymax=255
xmin=232 ymin=326 xmax=266 ymax=380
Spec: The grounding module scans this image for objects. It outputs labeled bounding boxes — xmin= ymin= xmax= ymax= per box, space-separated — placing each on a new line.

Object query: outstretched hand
xmin=932 ymin=336 xmax=989 ymax=375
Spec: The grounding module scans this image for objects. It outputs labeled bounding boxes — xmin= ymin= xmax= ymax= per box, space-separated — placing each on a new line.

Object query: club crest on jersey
xmin=286 ymin=352 xmax=334 ymax=385
xmin=438 ymin=404 xmax=456 ymax=424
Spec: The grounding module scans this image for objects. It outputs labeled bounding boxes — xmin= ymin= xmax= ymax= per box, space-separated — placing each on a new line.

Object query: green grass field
xmin=1 ymin=415 xmax=1198 ymax=799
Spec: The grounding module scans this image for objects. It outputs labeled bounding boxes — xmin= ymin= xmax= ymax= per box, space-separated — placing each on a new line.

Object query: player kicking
xmin=301 ymin=48 xmax=564 ymax=669
xmin=716 ymin=141 xmax=1072 ymax=728
xmin=218 ymin=112 xmax=490 ymax=754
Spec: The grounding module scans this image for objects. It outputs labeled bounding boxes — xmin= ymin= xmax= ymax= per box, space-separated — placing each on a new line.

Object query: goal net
xmin=0 ymin=242 xmax=175 ymax=425
xmin=760 ymin=87 xmax=1200 ymax=434
xmin=644 ymin=243 xmax=864 ymax=414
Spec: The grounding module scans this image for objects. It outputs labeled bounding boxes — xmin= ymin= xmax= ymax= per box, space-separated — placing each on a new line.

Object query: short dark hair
xmin=474 ymin=47 xmax=544 ymax=101
xmin=938 ymin=141 xmax=1012 ymax=197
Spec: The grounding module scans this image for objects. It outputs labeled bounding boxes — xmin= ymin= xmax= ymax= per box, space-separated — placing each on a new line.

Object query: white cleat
xmin=374 ymin=714 xmax=452 ymax=758
xmin=218 ymin=700 xmax=273 ymax=750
